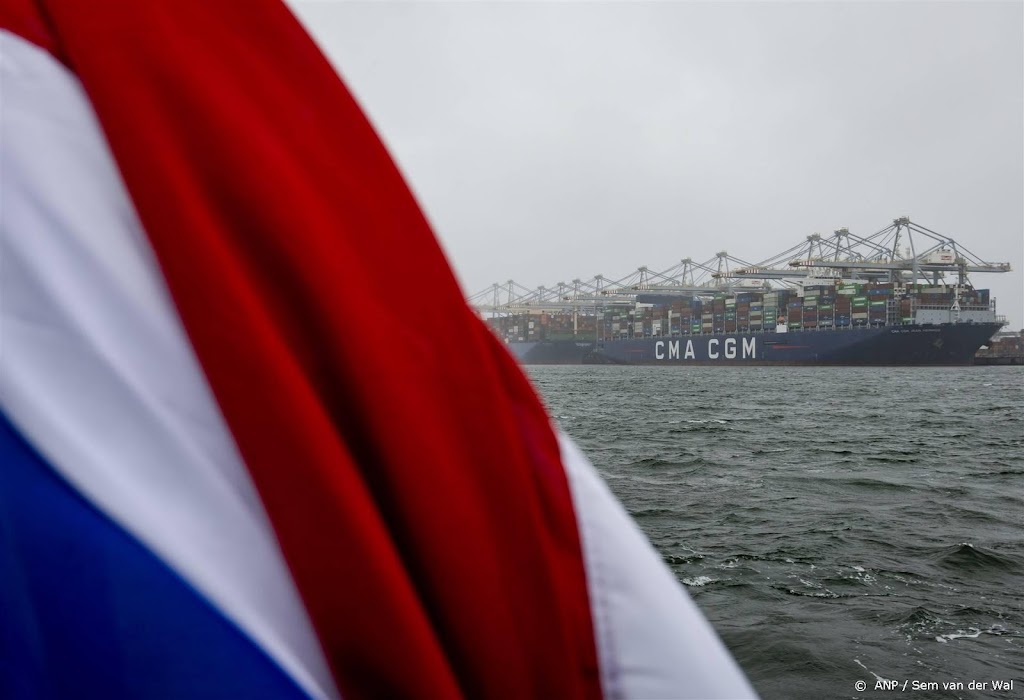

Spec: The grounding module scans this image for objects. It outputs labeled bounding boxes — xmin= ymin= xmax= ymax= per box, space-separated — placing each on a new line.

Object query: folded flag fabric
xmin=0 ymin=2 xmax=756 ymax=698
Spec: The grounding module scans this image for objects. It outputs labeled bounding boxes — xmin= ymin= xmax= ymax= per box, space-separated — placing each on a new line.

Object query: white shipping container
xmin=924 ymin=250 xmax=955 ymax=264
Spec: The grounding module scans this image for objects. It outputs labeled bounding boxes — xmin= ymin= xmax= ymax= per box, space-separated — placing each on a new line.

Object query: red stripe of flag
xmin=4 ymin=1 xmax=602 ymax=697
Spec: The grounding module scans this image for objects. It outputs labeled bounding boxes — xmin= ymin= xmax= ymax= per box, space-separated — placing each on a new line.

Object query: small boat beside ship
xmin=974 ymin=330 xmax=1024 ymax=366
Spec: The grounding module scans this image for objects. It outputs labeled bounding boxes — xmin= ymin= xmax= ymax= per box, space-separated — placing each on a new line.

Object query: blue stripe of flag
xmin=0 ymin=409 xmax=312 ymax=700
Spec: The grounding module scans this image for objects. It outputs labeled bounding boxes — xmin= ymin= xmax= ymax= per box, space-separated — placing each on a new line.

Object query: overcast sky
xmin=291 ymin=0 xmax=1023 ymax=329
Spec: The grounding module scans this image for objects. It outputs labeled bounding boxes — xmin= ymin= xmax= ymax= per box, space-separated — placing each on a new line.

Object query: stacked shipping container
xmin=487 ymin=284 xmax=995 ymax=342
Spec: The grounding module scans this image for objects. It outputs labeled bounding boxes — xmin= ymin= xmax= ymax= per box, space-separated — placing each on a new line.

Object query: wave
xmin=929 ymin=543 xmax=1022 ymax=573
xmin=626 ymin=457 xmax=702 ymax=470
xmin=971 ymin=468 xmax=1024 ymax=478
xmin=935 ymin=625 xmax=1013 ymax=644
xmin=632 ymin=507 xmax=678 ymax=518
xmin=880 ymin=605 xmax=945 ymax=626
xmin=953 ymin=602 xmax=1001 ymax=614
xmin=827 ymin=477 xmax=916 ymax=491
xmin=666 ymin=423 xmax=730 ymax=435
xmin=666 ymin=418 xmax=729 ymax=425
xmin=771 ymin=584 xmax=845 ymax=599
xmin=682 ymin=575 xmax=718 ymax=587
xmin=865 ymin=455 xmax=920 ymax=464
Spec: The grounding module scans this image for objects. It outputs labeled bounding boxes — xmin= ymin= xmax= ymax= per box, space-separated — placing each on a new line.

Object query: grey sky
xmin=291 ymin=0 xmax=1023 ymax=329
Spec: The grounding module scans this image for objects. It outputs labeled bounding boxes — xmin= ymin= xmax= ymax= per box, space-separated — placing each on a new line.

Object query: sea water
xmin=527 ymin=366 xmax=1024 ymax=699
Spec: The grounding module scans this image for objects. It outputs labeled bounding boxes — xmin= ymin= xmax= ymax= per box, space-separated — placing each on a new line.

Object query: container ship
xmin=470 ymin=218 xmax=1012 ymax=366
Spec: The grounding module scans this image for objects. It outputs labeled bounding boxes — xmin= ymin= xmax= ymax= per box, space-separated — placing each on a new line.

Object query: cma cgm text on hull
xmin=468 ymin=218 xmax=1013 ymax=367
xmin=653 ymin=336 xmax=757 ymax=361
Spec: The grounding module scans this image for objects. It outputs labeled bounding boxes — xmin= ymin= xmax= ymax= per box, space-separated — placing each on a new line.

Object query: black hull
xmin=507 ymin=323 xmax=1002 ymax=366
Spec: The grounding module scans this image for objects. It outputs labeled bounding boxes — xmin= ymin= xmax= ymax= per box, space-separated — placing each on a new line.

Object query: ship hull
xmin=506 ymin=323 xmax=1002 ymax=366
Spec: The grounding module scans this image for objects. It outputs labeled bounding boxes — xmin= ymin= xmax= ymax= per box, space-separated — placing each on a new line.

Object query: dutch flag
xmin=0 ymin=2 xmax=756 ymax=698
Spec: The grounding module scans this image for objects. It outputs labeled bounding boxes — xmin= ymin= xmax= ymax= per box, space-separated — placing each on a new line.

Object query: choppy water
xmin=527 ymin=366 xmax=1024 ymax=700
